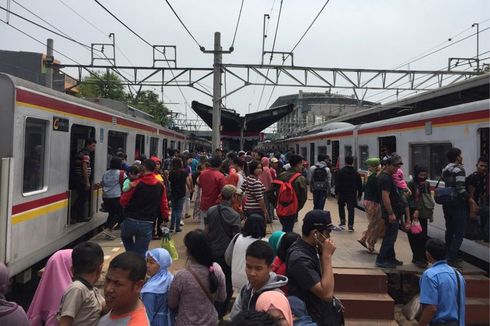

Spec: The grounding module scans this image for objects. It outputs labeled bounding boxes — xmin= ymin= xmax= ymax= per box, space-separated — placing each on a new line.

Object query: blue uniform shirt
xmin=419 ymin=260 xmax=465 ymax=325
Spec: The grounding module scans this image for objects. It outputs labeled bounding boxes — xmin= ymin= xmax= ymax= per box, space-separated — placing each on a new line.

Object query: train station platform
xmin=90 ymin=194 xmax=488 ymax=325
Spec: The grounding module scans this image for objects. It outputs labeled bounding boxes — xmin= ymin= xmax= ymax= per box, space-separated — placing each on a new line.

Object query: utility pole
xmin=202 ymin=32 xmax=233 ymax=151
xmin=45 ymin=38 xmax=54 ymax=89
xmin=212 ymin=32 xmax=222 ymax=151
xmin=472 ymin=23 xmax=480 ymax=72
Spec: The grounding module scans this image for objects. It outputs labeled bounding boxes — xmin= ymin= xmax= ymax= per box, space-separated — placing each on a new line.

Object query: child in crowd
xmin=230 ymin=240 xmax=288 ymax=319
xmin=57 ymin=242 xmax=105 ymax=326
xmin=255 ymin=291 xmax=294 ymax=326
xmin=122 ymin=165 xmax=143 ymax=193
xmin=28 ymin=249 xmax=73 ymax=326
xmin=142 ymin=248 xmax=174 ymax=326
xmin=391 ymin=163 xmax=413 ymax=229
xmin=98 ymin=252 xmax=149 ymax=326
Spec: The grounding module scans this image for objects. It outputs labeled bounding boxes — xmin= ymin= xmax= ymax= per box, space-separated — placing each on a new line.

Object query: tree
xmin=79 ymin=71 xmax=126 ymax=101
xmin=79 ymin=71 xmax=171 ymax=127
xmin=131 ymin=90 xmax=171 ymax=127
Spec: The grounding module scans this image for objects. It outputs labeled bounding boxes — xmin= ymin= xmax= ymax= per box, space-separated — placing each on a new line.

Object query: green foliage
xmin=79 ymin=71 xmax=126 ymax=101
xmin=130 ymin=90 xmax=171 ymax=127
xmin=79 ymin=71 xmax=171 ymax=127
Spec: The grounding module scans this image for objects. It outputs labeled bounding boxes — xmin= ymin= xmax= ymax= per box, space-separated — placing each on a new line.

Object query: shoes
xmin=180 ymin=221 xmax=185 ymax=226
xmin=394 ymin=259 xmax=403 ymax=266
xmin=348 ymin=226 xmax=354 ymax=232
xmin=357 ymin=239 xmax=368 ymax=249
xmin=376 ymin=261 xmax=396 ymax=269
xmin=339 ymin=222 xmax=346 ymax=227
xmin=175 ymin=229 xmax=183 ymax=233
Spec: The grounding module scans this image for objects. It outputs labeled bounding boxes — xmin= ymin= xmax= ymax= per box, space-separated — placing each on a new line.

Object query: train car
xmin=0 ymin=73 xmax=200 ymax=278
xmin=265 ymin=99 xmax=489 ymax=262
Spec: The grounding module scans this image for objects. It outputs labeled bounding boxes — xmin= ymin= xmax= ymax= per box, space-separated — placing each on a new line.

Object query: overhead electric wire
xmin=230 ymin=0 xmax=245 ymax=48
xmin=162 ymin=0 xmax=202 ymax=49
xmin=0 ymin=5 xmax=95 ymax=50
xmin=256 ymin=0 xmax=284 ymax=111
xmin=93 ymin=0 xmax=192 ymax=117
xmin=7 ymin=1 xmax=137 ymax=94
xmin=56 ymin=0 xmax=135 ymax=66
xmin=263 ymin=0 xmax=332 ymax=110
xmin=0 ymin=18 xmax=110 ymax=87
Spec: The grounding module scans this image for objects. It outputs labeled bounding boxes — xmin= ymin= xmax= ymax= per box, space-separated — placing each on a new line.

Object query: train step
xmin=334 ymin=267 xmax=388 ymax=293
xmin=335 ymin=292 xmax=395 ymax=320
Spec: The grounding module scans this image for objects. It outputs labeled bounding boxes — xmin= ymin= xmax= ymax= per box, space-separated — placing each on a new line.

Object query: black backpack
xmin=312 ymin=166 xmax=329 ymax=192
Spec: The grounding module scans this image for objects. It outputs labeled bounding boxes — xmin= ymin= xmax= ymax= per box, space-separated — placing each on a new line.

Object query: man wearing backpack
xmin=272 ymin=154 xmax=308 ymax=232
xmin=309 ymin=154 xmax=332 ymax=210
xmin=335 ymin=156 xmax=363 ymax=231
xmin=441 ymin=148 xmax=468 ymax=269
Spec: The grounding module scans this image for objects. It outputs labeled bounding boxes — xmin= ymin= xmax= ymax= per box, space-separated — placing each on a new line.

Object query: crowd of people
xmin=0 ymin=144 xmax=486 ymax=326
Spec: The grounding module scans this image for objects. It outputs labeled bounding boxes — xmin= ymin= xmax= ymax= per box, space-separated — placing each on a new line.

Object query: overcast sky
xmin=1 ymin=0 xmax=489 ymax=129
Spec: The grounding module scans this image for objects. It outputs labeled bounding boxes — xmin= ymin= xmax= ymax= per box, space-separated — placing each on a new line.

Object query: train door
xmin=378 ymin=136 xmax=396 ymax=158
xmin=69 ymin=124 xmax=95 ymax=223
xmin=107 ymin=131 xmax=127 ymax=168
xmin=331 ymin=141 xmax=339 ymax=168
xmin=150 ymin=137 xmax=159 ymax=157
xmin=309 ymin=143 xmax=315 ymax=164
xmin=479 ymin=127 xmax=489 ymax=159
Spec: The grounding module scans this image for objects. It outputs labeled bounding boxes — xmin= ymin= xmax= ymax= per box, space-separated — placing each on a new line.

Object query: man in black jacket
xmin=335 ymin=156 xmax=362 ymax=231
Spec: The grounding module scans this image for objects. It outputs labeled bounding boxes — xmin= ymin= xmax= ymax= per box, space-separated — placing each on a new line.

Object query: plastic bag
xmin=402 ymin=294 xmax=422 ymax=321
xmin=161 ymin=229 xmax=179 ymax=260
xmin=410 ymin=220 xmax=423 ymax=234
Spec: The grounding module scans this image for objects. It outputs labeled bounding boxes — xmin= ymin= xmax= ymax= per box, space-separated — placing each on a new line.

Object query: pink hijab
xmin=259 ymin=157 xmax=273 ymax=190
xmin=28 ymin=249 xmax=73 ymax=326
xmin=256 ymin=291 xmax=294 ymax=326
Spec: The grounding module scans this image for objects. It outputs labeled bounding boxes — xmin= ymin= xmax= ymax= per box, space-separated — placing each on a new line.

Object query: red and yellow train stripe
xmin=11 ymin=192 xmax=69 ymax=225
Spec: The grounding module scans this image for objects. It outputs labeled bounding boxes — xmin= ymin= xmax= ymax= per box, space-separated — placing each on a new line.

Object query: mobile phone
xmin=315 ymin=232 xmax=328 ymax=245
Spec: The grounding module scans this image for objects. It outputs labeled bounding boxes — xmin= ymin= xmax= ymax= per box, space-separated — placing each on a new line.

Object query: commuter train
xmin=0 ymin=73 xmax=209 ymax=278
xmin=262 ymin=99 xmax=490 ymax=263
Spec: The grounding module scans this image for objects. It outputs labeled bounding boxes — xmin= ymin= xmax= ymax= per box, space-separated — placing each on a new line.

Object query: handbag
xmin=434 ymin=169 xmax=458 ymax=205
xmin=410 ymin=220 xmax=423 ymax=234
xmin=319 ymin=297 xmax=345 ymax=326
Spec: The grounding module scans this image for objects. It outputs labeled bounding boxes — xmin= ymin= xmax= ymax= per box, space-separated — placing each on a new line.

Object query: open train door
xmin=0 ymin=158 xmax=13 ymax=265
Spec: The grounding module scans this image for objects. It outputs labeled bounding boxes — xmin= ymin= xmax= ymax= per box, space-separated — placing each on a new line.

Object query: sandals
xmin=357 ymin=239 xmax=368 ymax=249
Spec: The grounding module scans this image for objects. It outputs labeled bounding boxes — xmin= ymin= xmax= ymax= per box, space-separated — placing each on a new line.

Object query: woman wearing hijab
xmin=142 ymin=248 xmax=174 ymax=326
xmin=255 ymin=291 xmax=294 ymax=326
xmin=28 ymin=249 xmax=73 ymax=326
xmin=0 ymin=263 xmax=29 ymax=325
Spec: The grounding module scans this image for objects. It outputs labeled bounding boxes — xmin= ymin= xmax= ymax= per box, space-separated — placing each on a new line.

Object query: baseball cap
xmin=365 ymin=157 xmax=380 ymax=167
xmin=271 ymin=157 xmax=279 ymax=163
xmin=302 ymin=210 xmax=334 ymax=235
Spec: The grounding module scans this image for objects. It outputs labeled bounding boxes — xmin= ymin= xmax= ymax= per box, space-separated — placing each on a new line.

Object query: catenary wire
xmin=231 ymin=0 xmax=245 ymax=48
xmin=93 ymin=0 xmax=192 ymax=118
xmin=162 ymin=0 xmax=202 ymax=49
xmin=56 ymin=0 xmax=135 ymax=66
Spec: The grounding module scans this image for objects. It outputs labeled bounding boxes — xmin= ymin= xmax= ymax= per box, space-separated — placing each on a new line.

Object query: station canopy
xmin=191 ymin=101 xmax=294 ymax=137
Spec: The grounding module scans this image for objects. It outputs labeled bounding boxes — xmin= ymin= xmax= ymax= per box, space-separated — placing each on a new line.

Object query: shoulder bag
xmin=187 ymin=267 xmax=215 ymax=304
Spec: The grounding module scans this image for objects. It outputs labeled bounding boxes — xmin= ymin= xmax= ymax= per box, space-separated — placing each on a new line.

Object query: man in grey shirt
xmin=204 ymin=185 xmax=241 ymax=319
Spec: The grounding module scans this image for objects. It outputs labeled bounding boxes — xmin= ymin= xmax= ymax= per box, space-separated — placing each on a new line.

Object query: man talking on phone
xmin=286 ymin=210 xmax=339 ymax=326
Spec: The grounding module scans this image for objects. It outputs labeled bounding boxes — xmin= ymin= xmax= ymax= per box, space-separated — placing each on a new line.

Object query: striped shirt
xmin=241 ymin=175 xmax=265 ymax=212
xmin=442 ymin=163 xmax=467 ymax=199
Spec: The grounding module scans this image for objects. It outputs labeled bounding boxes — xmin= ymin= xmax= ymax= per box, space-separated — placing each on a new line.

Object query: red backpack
xmin=273 ymin=173 xmax=301 ymax=218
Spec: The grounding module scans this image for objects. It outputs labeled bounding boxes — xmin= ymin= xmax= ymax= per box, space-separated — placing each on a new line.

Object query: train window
xmin=23 ymin=118 xmax=48 ymax=193
xmin=359 ymin=145 xmax=369 ymax=170
xmin=107 ymin=131 xmax=127 ymax=169
xmin=300 ymin=147 xmax=307 ymax=159
xmin=170 ymin=140 xmax=175 ymax=149
xmin=479 ymin=128 xmax=489 ymax=159
xmin=379 ymin=136 xmax=396 ymax=158
xmin=150 ymin=137 xmax=159 ymax=157
xmin=177 ymin=141 xmax=181 ymax=151
xmin=309 ymin=143 xmax=315 ymax=164
xmin=135 ymin=134 xmax=145 ymax=159
xmin=344 ymin=145 xmax=352 ymax=159
xmin=162 ymin=139 xmax=168 ymax=158
xmin=410 ymin=143 xmax=452 ymax=180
